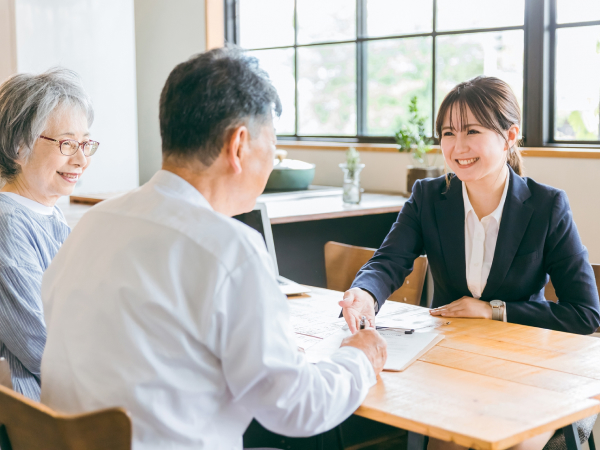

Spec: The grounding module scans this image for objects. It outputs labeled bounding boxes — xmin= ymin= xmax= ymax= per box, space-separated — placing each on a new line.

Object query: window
xmin=227 ymin=0 xmax=600 ymax=146
xmin=552 ymin=0 xmax=600 ymax=142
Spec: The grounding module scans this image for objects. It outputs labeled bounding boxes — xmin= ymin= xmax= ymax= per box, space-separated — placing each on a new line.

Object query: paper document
xmin=288 ymin=297 xmax=346 ymax=339
xmin=375 ymin=301 xmax=447 ymax=330
xmin=294 ymin=333 xmax=322 ymax=350
xmin=305 ymin=329 xmax=444 ymax=372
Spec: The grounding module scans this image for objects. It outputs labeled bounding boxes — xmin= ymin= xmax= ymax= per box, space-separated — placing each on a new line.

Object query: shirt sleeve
xmin=505 ymin=191 xmax=600 ymax=334
xmin=214 ymin=251 xmax=376 ymax=437
xmin=351 ymin=180 xmax=426 ymax=311
xmin=0 ymin=265 xmax=46 ymax=378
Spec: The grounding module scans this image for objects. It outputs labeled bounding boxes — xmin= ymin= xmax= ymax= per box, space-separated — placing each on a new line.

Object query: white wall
xmin=13 ymin=0 xmax=140 ymax=194
xmin=285 ymin=148 xmax=600 ymax=263
xmin=524 ymin=157 xmax=600 ymax=263
xmin=0 ymin=0 xmax=17 ymax=83
xmin=134 ymin=0 xmax=206 ymax=184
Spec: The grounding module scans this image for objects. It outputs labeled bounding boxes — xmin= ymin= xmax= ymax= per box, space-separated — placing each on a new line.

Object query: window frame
xmin=225 ymin=0 xmax=600 ymax=148
xmin=547 ymin=0 xmax=600 ymax=145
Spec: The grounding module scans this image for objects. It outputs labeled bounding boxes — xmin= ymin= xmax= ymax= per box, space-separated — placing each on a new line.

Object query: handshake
xmin=339 ymin=287 xmax=387 ymax=375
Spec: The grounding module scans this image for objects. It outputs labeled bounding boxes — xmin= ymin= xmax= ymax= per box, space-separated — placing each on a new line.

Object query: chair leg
xmin=407 ymin=431 xmax=428 ymax=450
xmin=316 ymin=432 xmax=324 ymax=450
xmin=0 ymin=425 xmax=12 ymax=450
xmin=589 ymin=431 xmax=596 ymax=450
xmin=563 ymin=423 xmax=582 ymax=450
xmin=334 ymin=425 xmax=345 ymax=450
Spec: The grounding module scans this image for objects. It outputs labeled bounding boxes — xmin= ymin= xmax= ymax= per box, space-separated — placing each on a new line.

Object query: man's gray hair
xmin=0 ymin=68 xmax=94 ymax=186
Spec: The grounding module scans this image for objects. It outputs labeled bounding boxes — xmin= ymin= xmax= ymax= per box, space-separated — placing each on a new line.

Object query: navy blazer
xmin=352 ymin=166 xmax=600 ymax=335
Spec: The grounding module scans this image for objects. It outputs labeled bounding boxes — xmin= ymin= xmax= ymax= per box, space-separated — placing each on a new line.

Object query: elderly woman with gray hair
xmin=0 ymin=68 xmax=98 ymax=400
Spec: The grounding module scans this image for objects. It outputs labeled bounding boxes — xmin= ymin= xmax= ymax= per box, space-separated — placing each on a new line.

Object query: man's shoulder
xmin=85 ymin=185 xmax=268 ymax=269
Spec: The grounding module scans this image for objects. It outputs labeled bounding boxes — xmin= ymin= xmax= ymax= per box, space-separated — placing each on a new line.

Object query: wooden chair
xmin=544 ymin=265 xmax=599 ymax=450
xmin=545 ymin=264 xmax=600 ymax=337
xmin=545 ymin=264 xmax=600 ymax=304
xmin=324 ymin=241 xmax=428 ymax=305
xmin=0 ymin=384 xmax=131 ymax=450
xmin=0 ymin=358 xmax=11 ymax=390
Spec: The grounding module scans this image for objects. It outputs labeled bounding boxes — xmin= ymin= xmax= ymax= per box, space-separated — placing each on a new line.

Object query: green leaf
xmin=345 ymin=147 xmax=361 ymax=174
xmin=394 ymin=96 xmax=433 ymax=166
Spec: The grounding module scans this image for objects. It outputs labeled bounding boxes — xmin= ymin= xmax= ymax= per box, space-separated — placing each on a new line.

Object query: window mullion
xmin=521 ymin=0 xmax=550 ymax=146
xmin=432 ymin=0 xmax=437 ymax=138
xmin=547 ymin=0 xmax=557 ymax=143
xmin=357 ymin=0 xmax=368 ymax=137
xmin=294 ymin=0 xmax=299 ymax=137
xmin=224 ymin=0 xmax=239 ymax=44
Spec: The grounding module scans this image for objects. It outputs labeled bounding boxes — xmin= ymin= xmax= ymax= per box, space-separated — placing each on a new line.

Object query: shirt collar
xmin=146 ymin=170 xmax=214 ymax=211
xmin=462 ymin=166 xmax=510 ymax=225
xmin=0 ymin=192 xmax=56 ymax=215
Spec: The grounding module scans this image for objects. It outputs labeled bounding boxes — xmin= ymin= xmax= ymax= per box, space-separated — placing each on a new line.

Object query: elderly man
xmin=40 ymin=47 xmax=386 ymax=449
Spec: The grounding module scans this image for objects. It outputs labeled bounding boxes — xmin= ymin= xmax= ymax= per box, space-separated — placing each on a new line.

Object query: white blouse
xmin=463 ymin=170 xmax=510 ymax=319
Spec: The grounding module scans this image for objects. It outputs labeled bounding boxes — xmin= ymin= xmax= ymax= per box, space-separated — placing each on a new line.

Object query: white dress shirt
xmin=463 ymin=170 xmax=509 ymax=313
xmin=40 ymin=170 xmax=376 ymax=450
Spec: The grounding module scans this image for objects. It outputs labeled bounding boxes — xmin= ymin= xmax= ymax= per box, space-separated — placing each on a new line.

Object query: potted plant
xmin=395 ymin=96 xmax=442 ymax=193
xmin=339 ymin=147 xmax=365 ymax=204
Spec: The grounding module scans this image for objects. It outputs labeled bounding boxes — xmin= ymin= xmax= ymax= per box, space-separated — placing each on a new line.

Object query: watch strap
xmin=491 ymin=301 xmax=502 ymax=321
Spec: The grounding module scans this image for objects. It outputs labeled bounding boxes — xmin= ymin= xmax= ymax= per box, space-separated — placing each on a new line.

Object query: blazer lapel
xmin=481 ymin=167 xmax=534 ymax=299
xmin=434 ymin=176 xmax=470 ymax=294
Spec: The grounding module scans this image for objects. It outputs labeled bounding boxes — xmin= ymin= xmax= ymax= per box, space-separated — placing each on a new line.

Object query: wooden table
xmin=297 ymin=287 xmax=600 ymax=450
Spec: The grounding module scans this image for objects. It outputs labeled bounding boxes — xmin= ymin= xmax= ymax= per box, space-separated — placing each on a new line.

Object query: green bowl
xmin=265 ymin=164 xmax=315 ymax=191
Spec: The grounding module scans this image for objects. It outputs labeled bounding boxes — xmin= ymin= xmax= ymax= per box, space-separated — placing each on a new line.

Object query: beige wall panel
xmin=134 ymin=0 xmax=206 ymax=184
xmin=0 ymin=0 xmax=17 ymax=83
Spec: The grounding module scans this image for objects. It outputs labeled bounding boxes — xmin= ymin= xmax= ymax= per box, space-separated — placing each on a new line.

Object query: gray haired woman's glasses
xmin=39 ymin=135 xmax=100 ymax=157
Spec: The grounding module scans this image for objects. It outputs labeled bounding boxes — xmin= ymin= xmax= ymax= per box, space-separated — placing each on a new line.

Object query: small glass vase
xmin=339 ymin=163 xmax=365 ymax=205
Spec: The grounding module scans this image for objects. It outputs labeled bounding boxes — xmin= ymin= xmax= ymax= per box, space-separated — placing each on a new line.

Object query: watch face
xmin=490 ymin=300 xmax=503 ymax=307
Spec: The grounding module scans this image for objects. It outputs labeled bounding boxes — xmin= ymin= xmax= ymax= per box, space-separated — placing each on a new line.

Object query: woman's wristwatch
xmin=490 ymin=300 xmax=505 ymax=321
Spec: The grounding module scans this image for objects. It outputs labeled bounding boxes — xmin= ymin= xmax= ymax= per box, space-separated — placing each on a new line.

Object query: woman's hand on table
xmin=339 ymin=287 xmax=376 ymax=333
xmin=430 ymin=296 xmax=493 ymax=319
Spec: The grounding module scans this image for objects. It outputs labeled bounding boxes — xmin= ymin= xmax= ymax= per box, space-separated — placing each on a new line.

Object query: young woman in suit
xmin=339 ymin=76 xmax=600 ymax=450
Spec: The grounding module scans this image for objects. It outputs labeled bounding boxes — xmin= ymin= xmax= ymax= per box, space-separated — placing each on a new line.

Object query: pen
xmin=359 ymin=316 xmax=366 ymax=330
xmin=376 ymin=326 xmax=415 ymax=334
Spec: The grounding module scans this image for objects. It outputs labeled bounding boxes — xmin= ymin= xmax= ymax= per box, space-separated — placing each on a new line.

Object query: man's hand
xmin=341 ymin=328 xmax=387 ymax=375
xmin=429 ymin=296 xmax=493 ymax=319
xmin=339 ymin=287 xmax=376 ymax=333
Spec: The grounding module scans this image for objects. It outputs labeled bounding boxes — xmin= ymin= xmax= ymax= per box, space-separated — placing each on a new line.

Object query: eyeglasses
xmin=39 ymin=135 xmax=100 ymax=157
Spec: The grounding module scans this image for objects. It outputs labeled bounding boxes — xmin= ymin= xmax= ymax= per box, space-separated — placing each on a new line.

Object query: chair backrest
xmin=545 ymin=264 xmax=600 ymax=303
xmin=324 ymin=241 xmax=428 ymax=305
xmin=0 ymin=358 xmax=12 ymax=390
xmin=0 ymin=385 xmax=131 ymax=450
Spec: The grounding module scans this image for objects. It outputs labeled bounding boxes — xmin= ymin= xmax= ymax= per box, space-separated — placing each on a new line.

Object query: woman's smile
xmin=57 ymin=171 xmax=80 ymax=184
xmin=456 ymin=157 xmax=480 ymax=167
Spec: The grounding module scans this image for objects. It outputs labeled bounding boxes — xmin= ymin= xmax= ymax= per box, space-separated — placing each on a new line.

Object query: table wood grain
xmin=296 ymin=287 xmax=600 ymax=450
